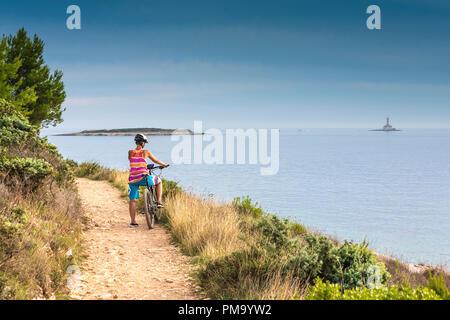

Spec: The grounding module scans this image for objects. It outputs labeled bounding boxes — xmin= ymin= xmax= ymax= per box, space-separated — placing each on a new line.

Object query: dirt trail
xmin=70 ymin=178 xmax=200 ymax=300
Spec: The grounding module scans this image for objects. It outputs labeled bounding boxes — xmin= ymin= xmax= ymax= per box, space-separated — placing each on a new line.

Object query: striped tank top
xmin=128 ymin=149 xmax=149 ymax=183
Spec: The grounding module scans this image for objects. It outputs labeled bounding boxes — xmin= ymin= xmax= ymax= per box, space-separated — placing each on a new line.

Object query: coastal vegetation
xmin=306 ymin=278 xmax=442 ymax=300
xmin=74 ymin=162 xmax=449 ymax=300
xmin=0 ymin=28 xmax=82 ymax=300
xmin=0 ymin=100 xmax=82 ymax=299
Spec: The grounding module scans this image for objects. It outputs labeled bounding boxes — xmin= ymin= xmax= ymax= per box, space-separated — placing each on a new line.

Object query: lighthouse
xmin=383 ymin=117 xmax=393 ymax=130
xmin=370 ymin=117 xmax=400 ymax=131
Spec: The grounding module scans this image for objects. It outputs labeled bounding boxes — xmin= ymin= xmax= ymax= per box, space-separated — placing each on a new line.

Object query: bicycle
xmin=143 ymin=163 xmax=169 ymax=229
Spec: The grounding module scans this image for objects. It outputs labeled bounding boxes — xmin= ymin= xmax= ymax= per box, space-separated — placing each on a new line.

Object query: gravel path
xmin=70 ymin=178 xmax=200 ymax=300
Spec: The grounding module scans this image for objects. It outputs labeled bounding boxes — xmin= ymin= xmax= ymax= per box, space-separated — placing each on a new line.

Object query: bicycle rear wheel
xmin=143 ymin=189 xmax=155 ymax=229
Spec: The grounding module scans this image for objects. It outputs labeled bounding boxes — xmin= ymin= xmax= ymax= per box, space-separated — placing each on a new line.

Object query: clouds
xmin=4 ymin=1 xmax=450 ymax=130
xmin=65 ymin=97 xmax=115 ymax=107
xmin=58 ymin=57 xmax=450 ymax=130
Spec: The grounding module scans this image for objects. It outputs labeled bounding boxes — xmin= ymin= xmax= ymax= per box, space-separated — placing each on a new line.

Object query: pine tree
xmin=4 ymin=28 xmax=66 ymax=127
xmin=0 ymin=38 xmax=36 ymax=110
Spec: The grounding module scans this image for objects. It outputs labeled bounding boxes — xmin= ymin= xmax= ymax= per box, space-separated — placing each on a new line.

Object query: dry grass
xmin=0 ymin=182 xmax=83 ymax=299
xmin=377 ymin=254 xmax=450 ymax=288
xmin=107 ymin=170 xmax=130 ymax=197
xmin=165 ymin=192 xmax=245 ymax=260
xmin=245 ymin=271 xmax=307 ymax=300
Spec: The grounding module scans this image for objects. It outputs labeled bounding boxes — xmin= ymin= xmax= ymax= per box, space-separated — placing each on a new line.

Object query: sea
xmin=45 ymin=129 xmax=450 ymax=266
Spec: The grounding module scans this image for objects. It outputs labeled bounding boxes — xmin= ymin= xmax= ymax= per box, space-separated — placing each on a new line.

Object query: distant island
xmin=370 ymin=117 xmax=401 ymax=132
xmin=55 ymin=128 xmax=199 ymax=136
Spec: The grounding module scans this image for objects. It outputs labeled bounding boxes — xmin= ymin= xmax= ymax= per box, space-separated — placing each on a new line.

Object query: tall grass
xmin=165 ymin=192 xmax=244 ymax=260
xmin=245 ymin=271 xmax=306 ymax=300
xmin=0 ymin=181 xmax=83 ymax=299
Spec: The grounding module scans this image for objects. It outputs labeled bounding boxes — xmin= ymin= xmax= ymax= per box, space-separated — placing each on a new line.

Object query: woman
xmin=128 ymin=133 xmax=169 ymax=227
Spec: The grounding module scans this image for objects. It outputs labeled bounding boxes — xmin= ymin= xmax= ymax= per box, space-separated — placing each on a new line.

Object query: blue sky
xmin=1 ymin=0 xmax=450 ymax=130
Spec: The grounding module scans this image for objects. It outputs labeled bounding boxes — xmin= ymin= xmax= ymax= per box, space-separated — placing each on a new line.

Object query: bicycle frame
xmin=144 ymin=174 xmax=156 ymax=200
xmin=144 ymin=163 xmax=166 ymax=199
xmin=142 ymin=163 xmax=167 ymax=228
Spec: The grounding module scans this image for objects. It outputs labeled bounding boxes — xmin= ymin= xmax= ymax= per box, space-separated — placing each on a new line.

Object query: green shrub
xmin=0 ymin=156 xmax=53 ymax=187
xmin=287 ymin=234 xmax=390 ymax=289
xmin=161 ymin=178 xmax=181 ymax=199
xmin=0 ymin=100 xmax=75 ymax=191
xmin=332 ymin=240 xmax=390 ymax=289
xmin=290 ymin=222 xmax=307 ymax=236
xmin=427 ymin=272 xmax=450 ymax=299
xmin=232 ymin=196 xmax=263 ymax=218
xmin=0 ymin=271 xmax=25 ymax=300
xmin=10 ymin=207 xmax=28 ymax=224
xmin=0 ymin=101 xmax=37 ymax=147
xmin=0 ymin=207 xmax=27 ymax=260
xmin=54 ymin=159 xmax=76 ymax=188
xmin=74 ymin=162 xmax=102 ymax=178
xmin=255 ymin=215 xmax=292 ymax=251
xmin=306 ymin=278 xmax=442 ymax=300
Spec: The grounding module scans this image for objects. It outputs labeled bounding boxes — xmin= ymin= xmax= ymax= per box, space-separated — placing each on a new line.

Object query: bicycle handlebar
xmin=147 ymin=164 xmax=169 ymax=170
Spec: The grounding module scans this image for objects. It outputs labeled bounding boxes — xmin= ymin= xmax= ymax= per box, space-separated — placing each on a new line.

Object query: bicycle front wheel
xmin=143 ymin=189 xmax=155 ymax=229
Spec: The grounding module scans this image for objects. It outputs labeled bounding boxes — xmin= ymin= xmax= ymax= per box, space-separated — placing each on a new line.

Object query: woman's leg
xmin=156 ymin=181 xmax=163 ymax=203
xmin=129 ymin=199 xmax=136 ymax=224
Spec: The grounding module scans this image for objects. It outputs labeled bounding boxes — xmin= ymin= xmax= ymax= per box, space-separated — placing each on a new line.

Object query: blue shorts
xmin=128 ymin=175 xmax=161 ymax=200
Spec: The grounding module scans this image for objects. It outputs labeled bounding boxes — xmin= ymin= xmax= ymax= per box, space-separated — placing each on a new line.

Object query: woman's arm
xmin=128 ymin=150 xmax=132 ymax=160
xmin=146 ymin=150 xmax=168 ymax=167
